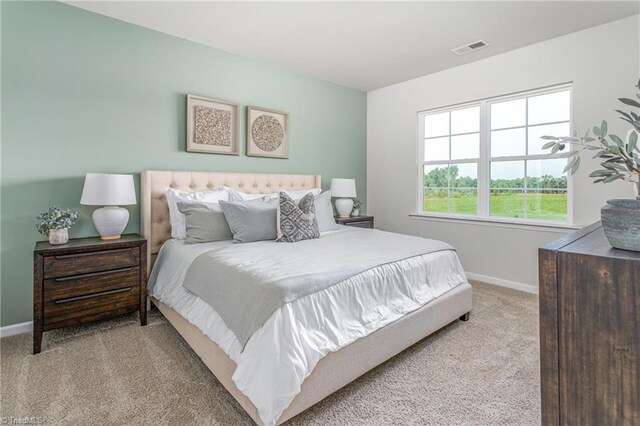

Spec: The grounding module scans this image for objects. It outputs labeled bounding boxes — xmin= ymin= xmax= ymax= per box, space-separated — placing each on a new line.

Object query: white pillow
xmin=225 ymin=187 xmax=321 ymax=201
xmin=166 ymin=188 xmax=229 ymax=239
xmin=315 ymin=190 xmax=338 ymax=232
xmin=285 ymin=188 xmax=322 ymax=199
xmin=225 ymin=187 xmax=271 ymax=201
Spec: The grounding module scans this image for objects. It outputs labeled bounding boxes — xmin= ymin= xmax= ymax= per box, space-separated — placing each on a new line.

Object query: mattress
xmin=148 ymin=227 xmax=468 ymax=426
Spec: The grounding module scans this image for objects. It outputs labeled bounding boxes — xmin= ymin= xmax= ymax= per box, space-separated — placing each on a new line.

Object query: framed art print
xmin=186 ymin=94 xmax=239 ymax=155
xmin=247 ymin=106 xmax=289 ymax=159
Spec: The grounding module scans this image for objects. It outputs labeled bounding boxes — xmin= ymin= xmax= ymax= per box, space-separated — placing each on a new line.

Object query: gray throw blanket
xmin=183 ymin=228 xmax=454 ymax=350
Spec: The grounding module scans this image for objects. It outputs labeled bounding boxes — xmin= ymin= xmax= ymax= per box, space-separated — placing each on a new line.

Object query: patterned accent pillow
xmin=277 ymin=192 xmax=320 ymax=243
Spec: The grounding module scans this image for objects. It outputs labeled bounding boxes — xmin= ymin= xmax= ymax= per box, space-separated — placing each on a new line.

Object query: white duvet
xmin=149 ymin=227 xmax=468 ymax=426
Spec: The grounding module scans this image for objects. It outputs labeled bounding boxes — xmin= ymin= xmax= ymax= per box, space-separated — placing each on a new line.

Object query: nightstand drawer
xmin=346 ymin=221 xmax=373 ymax=229
xmin=44 ymin=266 xmax=140 ymax=301
xmin=335 ymin=216 xmax=374 ymax=229
xmin=43 ymin=247 xmax=139 ymax=279
xmin=34 ymin=235 xmax=147 ymax=353
xmin=44 ymin=285 xmax=139 ymax=325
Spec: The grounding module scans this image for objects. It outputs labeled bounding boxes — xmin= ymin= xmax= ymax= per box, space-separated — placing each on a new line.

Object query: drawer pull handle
xmin=55 ymin=287 xmax=132 ymax=304
xmin=55 ymin=248 xmax=131 ymax=260
xmin=54 ymin=267 xmax=133 ymax=282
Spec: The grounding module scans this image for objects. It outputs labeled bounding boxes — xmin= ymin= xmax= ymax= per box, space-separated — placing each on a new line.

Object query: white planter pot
xmin=49 ymin=228 xmax=69 ymax=245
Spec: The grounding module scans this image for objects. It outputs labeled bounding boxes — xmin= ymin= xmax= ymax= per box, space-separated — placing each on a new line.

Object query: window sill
xmin=409 ymin=212 xmax=582 ymax=233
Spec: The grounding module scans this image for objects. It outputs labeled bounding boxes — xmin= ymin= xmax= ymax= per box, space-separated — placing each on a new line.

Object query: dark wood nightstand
xmin=33 ymin=234 xmax=147 ymax=354
xmin=334 ymin=215 xmax=374 ymax=229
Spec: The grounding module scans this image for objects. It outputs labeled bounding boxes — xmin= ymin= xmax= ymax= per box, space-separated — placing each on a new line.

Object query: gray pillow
xmin=277 ymin=192 xmax=320 ymax=243
xmin=219 ymin=198 xmax=278 ymax=243
xmin=177 ymin=201 xmax=233 ymax=244
xmin=314 ymin=190 xmax=338 ymax=232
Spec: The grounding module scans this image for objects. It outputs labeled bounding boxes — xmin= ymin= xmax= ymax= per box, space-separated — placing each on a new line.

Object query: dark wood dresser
xmin=334 ymin=215 xmax=374 ymax=229
xmin=539 ymin=222 xmax=639 ymax=425
xmin=33 ymin=234 xmax=147 ymax=354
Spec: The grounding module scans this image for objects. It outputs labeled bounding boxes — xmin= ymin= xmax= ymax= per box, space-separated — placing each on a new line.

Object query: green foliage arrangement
xmin=36 ymin=206 xmax=79 ymax=236
xmin=352 ymin=199 xmax=363 ymax=210
xmin=542 ymin=79 xmax=640 ymax=199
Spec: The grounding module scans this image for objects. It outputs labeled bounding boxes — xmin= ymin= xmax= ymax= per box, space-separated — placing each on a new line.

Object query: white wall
xmin=367 ymin=15 xmax=640 ymax=292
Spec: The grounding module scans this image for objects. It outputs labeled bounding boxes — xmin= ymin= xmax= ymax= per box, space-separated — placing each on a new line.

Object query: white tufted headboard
xmin=141 ymin=170 xmax=322 ymax=274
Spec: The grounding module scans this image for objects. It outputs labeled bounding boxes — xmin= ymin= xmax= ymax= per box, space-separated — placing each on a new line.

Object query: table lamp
xmin=330 ymin=178 xmax=357 ymax=218
xmin=80 ymin=173 xmax=136 ymax=240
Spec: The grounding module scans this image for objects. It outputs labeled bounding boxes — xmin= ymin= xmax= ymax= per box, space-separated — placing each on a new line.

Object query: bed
xmin=141 ymin=170 xmax=473 ymax=426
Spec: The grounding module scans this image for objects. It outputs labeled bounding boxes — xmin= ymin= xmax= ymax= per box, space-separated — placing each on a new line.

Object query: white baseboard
xmin=0 ymin=321 xmax=33 ymax=338
xmin=465 ymin=272 xmax=538 ymax=294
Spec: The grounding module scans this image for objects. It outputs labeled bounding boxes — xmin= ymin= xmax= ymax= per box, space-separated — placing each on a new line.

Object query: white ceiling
xmin=65 ymin=1 xmax=640 ymax=91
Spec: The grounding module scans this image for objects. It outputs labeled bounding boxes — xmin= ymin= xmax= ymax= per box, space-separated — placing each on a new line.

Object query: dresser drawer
xmin=44 ymin=266 xmax=140 ymax=301
xmin=43 ymin=247 xmax=139 ymax=279
xmin=44 ymin=284 xmax=139 ymax=325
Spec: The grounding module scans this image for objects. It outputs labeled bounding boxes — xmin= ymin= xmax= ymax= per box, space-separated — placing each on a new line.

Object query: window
xmin=418 ymin=84 xmax=571 ymax=224
xmin=423 ymin=105 xmax=480 ymax=215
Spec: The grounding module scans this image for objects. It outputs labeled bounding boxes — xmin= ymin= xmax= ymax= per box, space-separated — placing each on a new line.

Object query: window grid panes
xmin=419 ymin=84 xmax=571 ymax=224
xmin=489 ymin=89 xmax=570 ymax=221
xmin=423 ymin=105 xmax=480 ymax=216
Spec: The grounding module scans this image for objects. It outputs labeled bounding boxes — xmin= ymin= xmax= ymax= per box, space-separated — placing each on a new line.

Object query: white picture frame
xmin=186 ymin=94 xmax=239 ymax=155
xmin=246 ymin=106 xmax=289 ymax=159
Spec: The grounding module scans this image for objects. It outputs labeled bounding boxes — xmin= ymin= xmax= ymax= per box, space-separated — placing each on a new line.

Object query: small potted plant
xmin=351 ymin=199 xmax=363 ymax=217
xmin=36 ymin=206 xmax=79 ymax=245
xmin=542 ymin=78 xmax=639 ymax=251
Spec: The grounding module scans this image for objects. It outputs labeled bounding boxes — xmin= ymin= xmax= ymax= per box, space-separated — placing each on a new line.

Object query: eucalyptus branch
xmin=542 ymin=78 xmax=640 ymax=199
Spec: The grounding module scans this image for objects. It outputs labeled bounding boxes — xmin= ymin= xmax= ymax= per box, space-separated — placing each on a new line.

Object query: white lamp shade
xmin=330 ymin=178 xmax=357 ymax=198
xmin=80 ymin=173 xmax=136 ymax=206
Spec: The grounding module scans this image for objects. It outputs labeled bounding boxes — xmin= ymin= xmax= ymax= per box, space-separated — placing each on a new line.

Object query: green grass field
xmin=424 ymin=192 xmax=567 ymax=221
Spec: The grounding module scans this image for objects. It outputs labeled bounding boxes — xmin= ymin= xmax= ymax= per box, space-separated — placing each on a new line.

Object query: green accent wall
xmin=0 ymin=2 xmax=366 ymax=327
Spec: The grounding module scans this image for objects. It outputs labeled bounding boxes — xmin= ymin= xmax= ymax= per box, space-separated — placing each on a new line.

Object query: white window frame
xmin=416 ymin=83 xmax=574 ymax=227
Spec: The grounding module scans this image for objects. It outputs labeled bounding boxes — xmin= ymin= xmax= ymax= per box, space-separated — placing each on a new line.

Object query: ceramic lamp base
xmin=335 ymin=198 xmax=354 ymax=218
xmin=92 ymin=206 xmax=129 ymax=240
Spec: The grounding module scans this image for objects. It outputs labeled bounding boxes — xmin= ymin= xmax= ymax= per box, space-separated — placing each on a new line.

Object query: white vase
xmin=49 ymin=228 xmax=69 ymax=245
xmin=351 ymin=209 xmax=360 ymax=217
xmin=335 ymin=198 xmax=354 ymax=218
xmin=92 ymin=206 xmax=129 ymax=240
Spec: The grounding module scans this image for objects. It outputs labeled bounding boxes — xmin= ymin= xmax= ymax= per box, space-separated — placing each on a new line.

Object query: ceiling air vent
xmin=452 ymin=40 xmax=489 ymax=56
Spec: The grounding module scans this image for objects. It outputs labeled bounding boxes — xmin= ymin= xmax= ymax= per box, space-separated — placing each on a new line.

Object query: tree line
xmin=424 ymin=165 xmax=567 ymax=190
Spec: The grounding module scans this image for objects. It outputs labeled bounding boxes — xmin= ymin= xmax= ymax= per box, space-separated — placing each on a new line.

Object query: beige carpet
xmin=0 ymin=281 xmax=540 ymax=425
